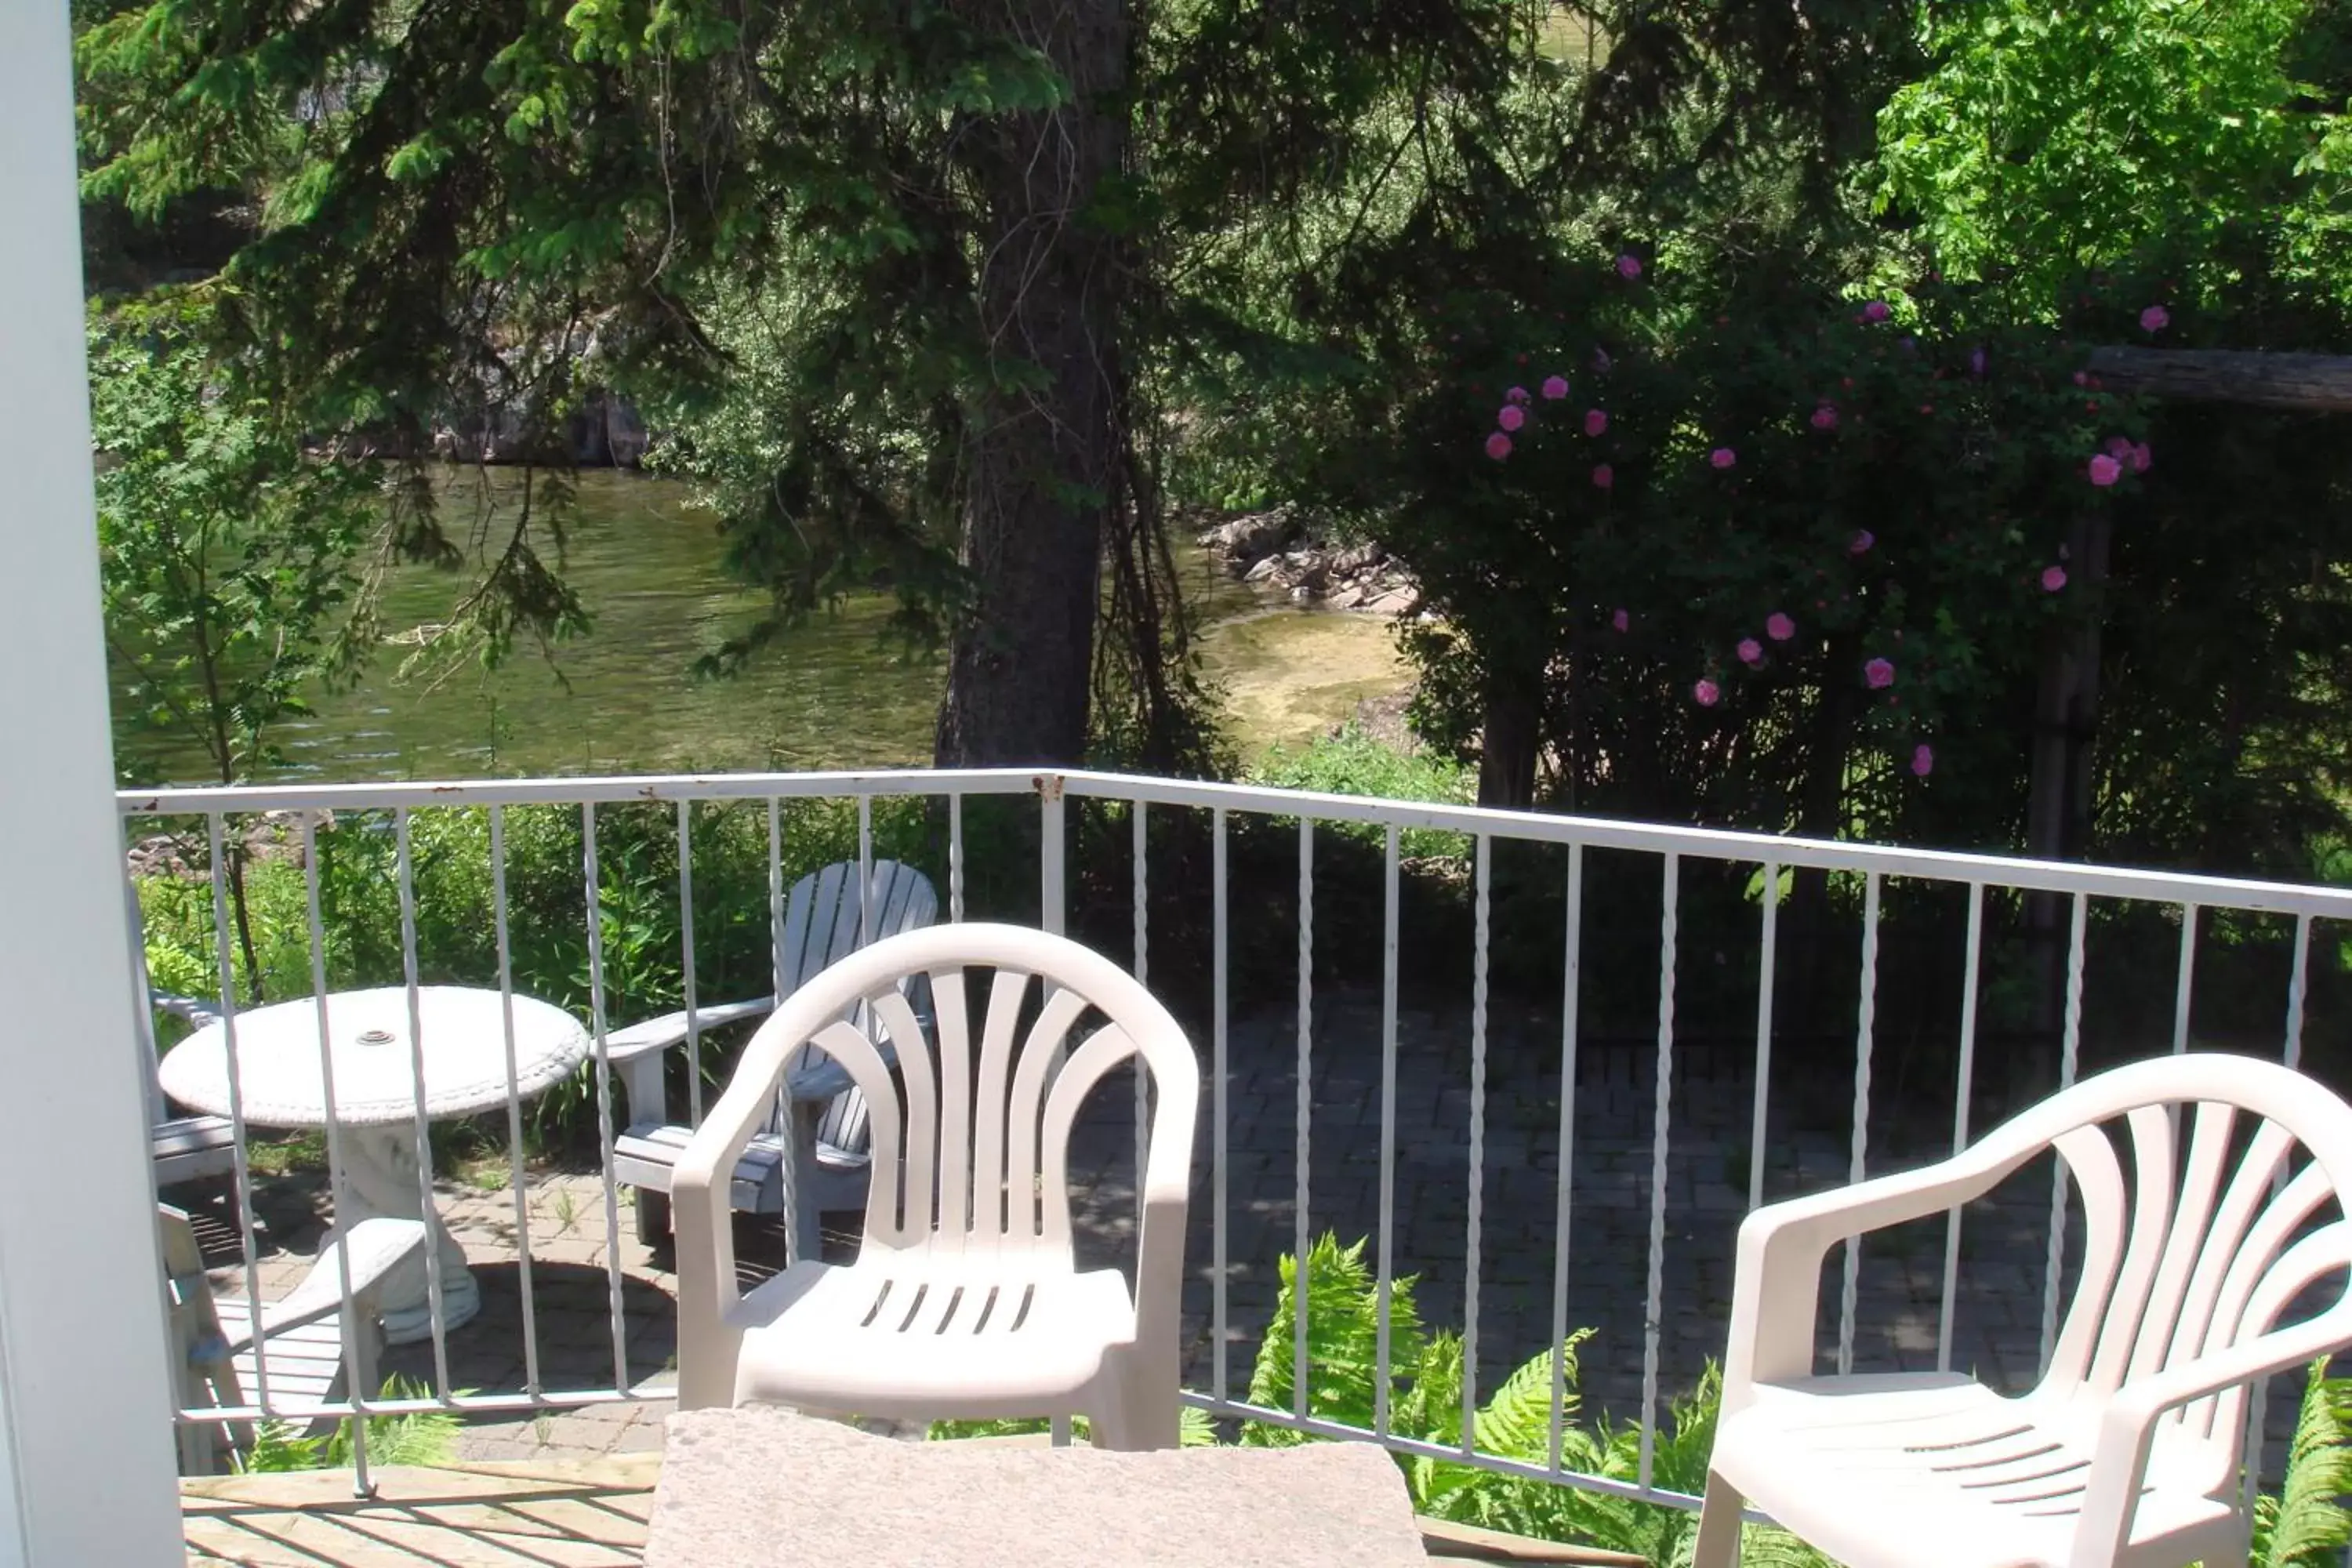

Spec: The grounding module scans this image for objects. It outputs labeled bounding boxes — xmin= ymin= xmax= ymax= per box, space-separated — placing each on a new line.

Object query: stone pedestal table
xmin=157 ymin=985 xmax=590 ymax=1344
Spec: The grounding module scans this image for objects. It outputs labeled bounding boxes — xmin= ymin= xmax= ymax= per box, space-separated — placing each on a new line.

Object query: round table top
xmin=157 ymin=985 xmax=592 ymax=1128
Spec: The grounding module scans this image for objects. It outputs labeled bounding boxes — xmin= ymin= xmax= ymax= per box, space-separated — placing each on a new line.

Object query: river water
xmin=111 ymin=470 xmax=1406 ymax=786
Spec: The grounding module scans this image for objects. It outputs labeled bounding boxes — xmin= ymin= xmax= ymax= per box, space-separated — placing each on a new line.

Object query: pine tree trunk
xmin=933 ymin=0 xmax=1131 ymax=768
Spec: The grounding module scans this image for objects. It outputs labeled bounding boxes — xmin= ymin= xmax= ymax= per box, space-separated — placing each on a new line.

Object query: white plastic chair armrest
xmin=2071 ymin=1312 xmax=2352 ymax=1568
xmin=224 ymin=1218 xmax=429 ymax=1353
xmin=1724 ymin=1151 xmax=2032 ymax=1404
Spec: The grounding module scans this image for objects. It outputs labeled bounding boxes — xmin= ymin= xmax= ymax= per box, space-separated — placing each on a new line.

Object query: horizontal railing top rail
xmin=121 ymin=764 xmax=2352 ymax=920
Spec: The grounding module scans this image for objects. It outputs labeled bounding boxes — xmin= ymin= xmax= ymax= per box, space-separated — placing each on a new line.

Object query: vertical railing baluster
xmin=394 ymin=808 xmax=452 ymax=1398
xmin=677 ymin=802 xmax=702 ymax=1128
xmin=2171 ymin=904 xmax=2198 ymax=1057
xmin=1938 ymin=883 xmax=1985 ymax=1374
xmin=1212 ymin=808 xmax=1230 ymax=1405
xmin=1637 ymin=853 xmax=1679 ymax=1491
xmin=2038 ymin=891 xmax=2089 ymax=1376
xmin=206 ymin=814 xmax=268 ymax=1416
xmin=1838 ymin=872 xmax=1882 ymax=1377
xmin=767 ymin=797 xmax=786 ymax=1005
xmin=949 ymin=793 xmax=965 ymax=924
xmin=1748 ymin=862 xmax=1780 ymax=1214
xmin=1548 ymin=843 xmax=1585 ymax=1474
xmin=299 ymin=818 xmax=369 ymax=1494
xmin=1041 ymin=783 xmax=1065 ymax=935
xmin=1132 ymin=802 xmax=1149 ymax=1235
xmin=1375 ymin=823 xmax=1400 ymax=1438
xmin=1462 ymin=833 xmax=1492 ymax=1454
xmin=857 ymin=794 xmax=874 ymax=948
xmin=2284 ymin=913 xmax=2311 ymax=1072
xmin=490 ymin=807 xmax=540 ymax=1401
xmin=2244 ymin=909 xmax=2314 ymax=1523
xmin=579 ymin=803 xmax=629 ymax=1394
xmin=1294 ymin=817 xmax=1314 ymax=1422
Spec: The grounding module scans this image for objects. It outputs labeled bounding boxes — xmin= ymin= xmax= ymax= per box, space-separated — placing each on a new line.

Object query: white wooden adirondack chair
xmin=146 ymin=992 xmax=239 ymax=1192
xmin=672 ymin=924 xmax=1200 ymax=1450
xmin=610 ymin=858 xmax=938 ymax=1255
xmin=157 ymin=1203 xmax=428 ymax=1473
xmin=1693 ymin=1054 xmax=2352 ymax=1568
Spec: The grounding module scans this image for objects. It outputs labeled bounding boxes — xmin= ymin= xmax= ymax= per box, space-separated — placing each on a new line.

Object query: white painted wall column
xmin=0 ymin=4 xmax=187 ymax=1562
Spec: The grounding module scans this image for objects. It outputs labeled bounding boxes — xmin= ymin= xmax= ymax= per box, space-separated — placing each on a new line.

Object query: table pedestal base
xmin=338 ymin=1126 xmax=481 ymax=1345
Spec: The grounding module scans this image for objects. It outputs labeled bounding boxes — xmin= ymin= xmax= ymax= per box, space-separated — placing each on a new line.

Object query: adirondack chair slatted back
xmin=2031 ymin=1063 xmax=2352 ymax=1495
xmin=730 ymin=927 xmax=1196 ymax=1261
xmin=767 ymin=859 xmax=938 ymax=1141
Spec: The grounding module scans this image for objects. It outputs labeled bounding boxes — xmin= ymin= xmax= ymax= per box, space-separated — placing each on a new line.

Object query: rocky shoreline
xmin=1194 ymin=506 xmax=1421 ymax=616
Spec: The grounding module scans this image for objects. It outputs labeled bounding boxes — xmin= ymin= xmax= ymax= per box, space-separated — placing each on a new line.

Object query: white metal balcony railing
xmin=117 ymin=767 xmax=2352 ymax=1512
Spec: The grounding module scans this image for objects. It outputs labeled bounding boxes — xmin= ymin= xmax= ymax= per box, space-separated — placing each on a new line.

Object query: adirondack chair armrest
xmin=605 ymin=998 xmax=777 ymax=1125
xmin=1723 ymin=1150 xmax=2034 ymax=1403
xmin=2071 ymin=1308 xmax=2352 ymax=1568
xmin=223 ymin=1217 xmax=430 ymax=1356
xmin=152 ymin=991 xmax=224 ymax=1029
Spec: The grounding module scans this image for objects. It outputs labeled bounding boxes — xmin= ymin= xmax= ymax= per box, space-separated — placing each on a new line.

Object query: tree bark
xmin=2023 ymin=510 xmax=2111 ymax=1036
xmin=933 ymin=0 xmax=1130 ymax=768
xmin=2084 ymin=347 xmax=2352 ymax=412
xmin=1476 ymin=673 xmax=1541 ymax=809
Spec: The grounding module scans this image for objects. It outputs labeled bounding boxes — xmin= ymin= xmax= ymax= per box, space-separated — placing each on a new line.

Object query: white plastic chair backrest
xmin=725 ymin=923 xmax=1198 ymax=1260
xmin=1994 ymin=1054 xmax=2352 ymax=1494
xmin=764 ymin=859 xmax=938 ymax=1139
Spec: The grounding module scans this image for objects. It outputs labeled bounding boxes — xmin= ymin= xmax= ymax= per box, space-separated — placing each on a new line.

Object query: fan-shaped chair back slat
xmin=731 ymin=931 xmax=1193 ymax=1265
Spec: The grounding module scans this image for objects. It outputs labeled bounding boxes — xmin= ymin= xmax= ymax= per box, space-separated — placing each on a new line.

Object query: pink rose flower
xmin=1864 ymin=657 xmax=1896 ymax=689
xmin=2073 ymin=370 xmax=2089 ymax=387
xmin=1911 ymin=744 xmax=1933 ymax=778
xmin=1693 ymin=678 xmax=1720 ymax=707
xmin=1486 ymin=432 xmax=1513 ymax=460
xmin=1592 ymin=463 xmax=1613 ymax=488
xmin=1810 ymin=403 xmax=1839 ymax=430
xmin=1968 ymin=347 xmax=1987 ymax=379
xmin=1584 ymin=408 xmax=1609 ymax=437
xmin=1541 ymin=376 xmax=1570 ymax=400
xmin=1849 ymin=529 xmax=1875 ymax=555
xmin=2140 ymin=305 xmax=2170 ymax=333
xmin=2042 ymin=565 xmax=2067 ymax=592
xmin=1862 ymin=300 xmax=1890 ymax=323
xmin=1617 ymin=253 xmax=1642 ymax=279
xmin=1766 ymin=612 xmax=1795 ymax=641
xmin=2089 ymin=453 xmax=2122 ymax=486
xmin=1710 ymin=447 xmax=1737 ymax=470
xmin=1611 ymin=608 xmax=1630 ymax=633
xmin=1737 ymin=638 xmax=1763 ymax=666
xmin=2131 ymin=442 xmax=2152 ymax=473
xmin=1497 ymin=405 xmax=1526 ymax=432
xmin=1507 ymin=386 xmax=1531 ymax=404
xmin=2106 ymin=435 xmax=2133 ymax=459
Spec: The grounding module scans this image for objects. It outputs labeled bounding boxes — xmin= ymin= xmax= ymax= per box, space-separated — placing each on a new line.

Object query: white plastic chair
xmin=1693 ymin=1053 xmax=2352 ymax=1568
xmin=610 ymin=858 xmax=938 ymax=1254
xmin=672 ymin=923 xmax=1200 ymax=1450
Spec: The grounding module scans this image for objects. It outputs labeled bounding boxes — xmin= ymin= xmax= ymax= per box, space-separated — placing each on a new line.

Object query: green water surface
xmin=110 ymin=470 xmax=1340 ymax=786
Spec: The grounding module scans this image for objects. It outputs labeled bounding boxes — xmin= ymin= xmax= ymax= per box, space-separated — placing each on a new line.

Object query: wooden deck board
xmin=183 ymin=1457 xmax=658 ymax=1566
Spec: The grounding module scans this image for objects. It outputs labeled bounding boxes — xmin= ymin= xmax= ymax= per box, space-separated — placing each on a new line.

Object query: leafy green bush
xmin=1250 ymin=726 xmax=1474 ymax=861
xmin=240 ymin=1375 xmax=461 ymax=1472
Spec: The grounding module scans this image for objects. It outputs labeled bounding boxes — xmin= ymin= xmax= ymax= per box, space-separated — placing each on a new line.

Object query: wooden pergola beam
xmin=2085 ymin=346 xmax=2352 ymax=412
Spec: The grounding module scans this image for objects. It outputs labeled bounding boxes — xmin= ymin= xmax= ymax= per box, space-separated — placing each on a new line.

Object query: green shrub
xmin=240 ymin=1374 xmax=461 ymax=1473
xmin=1249 ymin=726 xmax=1474 ymax=862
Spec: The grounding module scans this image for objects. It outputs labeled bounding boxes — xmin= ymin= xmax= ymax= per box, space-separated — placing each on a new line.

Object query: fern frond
xmin=1242 ymin=1232 xmax=1425 ymax=1446
xmin=2255 ymin=1358 xmax=2352 ymax=1568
